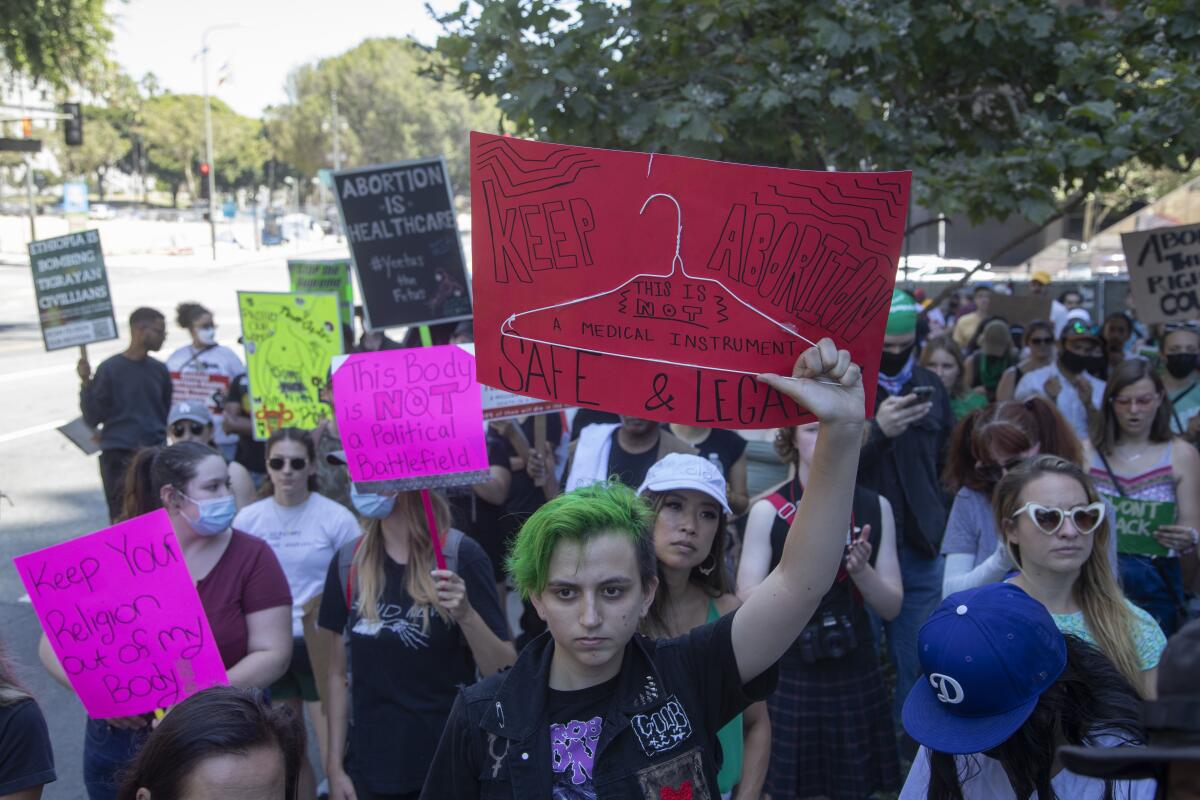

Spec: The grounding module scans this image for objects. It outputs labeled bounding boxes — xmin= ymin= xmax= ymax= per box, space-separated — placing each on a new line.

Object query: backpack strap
xmin=443 ymin=528 xmax=464 ymax=575
xmin=765 ymin=491 xmax=797 ymax=523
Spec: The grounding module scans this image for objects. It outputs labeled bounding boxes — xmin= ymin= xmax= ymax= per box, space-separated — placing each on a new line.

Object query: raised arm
xmin=731 ymin=340 xmax=865 ymax=682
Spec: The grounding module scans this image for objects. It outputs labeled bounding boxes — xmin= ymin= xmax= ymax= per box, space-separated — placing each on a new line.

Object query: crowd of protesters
xmin=3 ymin=278 xmax=1200 ymax=800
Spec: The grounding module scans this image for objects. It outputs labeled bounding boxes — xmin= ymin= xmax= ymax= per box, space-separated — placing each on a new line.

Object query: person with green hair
xmin=421 ymin=339 xmax=866 ymax=800
xmin=859 ymin=287 xmax=955 ymax=759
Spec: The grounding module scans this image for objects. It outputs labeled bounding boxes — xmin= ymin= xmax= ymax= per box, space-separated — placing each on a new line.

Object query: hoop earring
xmin=698 ymin=554 xmax=716 ymax=576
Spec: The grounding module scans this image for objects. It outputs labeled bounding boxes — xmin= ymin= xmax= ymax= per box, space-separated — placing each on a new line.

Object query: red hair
xmin=944 ymin=397 xmax=1083 ymax=494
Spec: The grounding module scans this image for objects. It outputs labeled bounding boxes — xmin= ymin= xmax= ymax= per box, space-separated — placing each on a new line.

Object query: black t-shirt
xmin=318 ymin=537 xmax=510 ymax=793
xmin=606 ymin=436 xmax=660 ymax=488
xmin=504 ymin=414 xmax=566 ymax=534
xmin=447 ymin=433 xmax=514 ymax=580
xmin=690 ymin=428 xmax=747 ymax=481
xmin=0 ymin=698 xmax=56 ymax=795
xmin=227 ymin=374 xmax=266 ymax=474
xmin=547 ymin=675 xmax=618 ymax=799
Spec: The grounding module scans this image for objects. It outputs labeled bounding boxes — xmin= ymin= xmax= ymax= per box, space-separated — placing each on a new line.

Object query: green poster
xmin=1113 ymin=497 xmax=1175 ymax=557
xmin=288 ymin=259 xmax=354 ymax=339
xmin=237 ymin=291 xmax=343 ymax=441
xmin=28 ymin=229 xmax=118 ymax=351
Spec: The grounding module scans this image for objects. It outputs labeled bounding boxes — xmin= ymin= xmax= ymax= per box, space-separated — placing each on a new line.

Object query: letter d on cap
xmin=930 ymin=673 xmax=964 ymax=705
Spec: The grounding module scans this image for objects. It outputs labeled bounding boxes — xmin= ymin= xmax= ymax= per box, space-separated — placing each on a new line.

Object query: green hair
xmin=506 ymin=481 xmax=657 ymax=599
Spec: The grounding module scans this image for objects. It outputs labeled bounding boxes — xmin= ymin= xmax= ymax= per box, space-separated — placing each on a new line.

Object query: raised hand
xmin=756 ymin=338 xmax=864 ymax=427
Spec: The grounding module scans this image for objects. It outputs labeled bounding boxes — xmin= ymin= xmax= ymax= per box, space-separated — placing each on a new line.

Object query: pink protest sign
xmin=333 ymin=345 xmax=490 ymax=491
xmin=14 ymin=510 xmax=228 ymax=719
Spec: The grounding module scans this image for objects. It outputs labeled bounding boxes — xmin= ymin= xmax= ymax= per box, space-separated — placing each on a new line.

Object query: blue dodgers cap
xmin=902 ymin=583 xmax=1067 ymax=755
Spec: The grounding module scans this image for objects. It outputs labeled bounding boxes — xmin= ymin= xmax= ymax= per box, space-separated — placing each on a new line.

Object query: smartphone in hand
xmin=909 ymin=385 xmax=935 ymax=402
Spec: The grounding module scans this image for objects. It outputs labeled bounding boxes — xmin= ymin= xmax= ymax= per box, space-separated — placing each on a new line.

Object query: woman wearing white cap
xmin=637 ymin=453 xmax=769 ymax=800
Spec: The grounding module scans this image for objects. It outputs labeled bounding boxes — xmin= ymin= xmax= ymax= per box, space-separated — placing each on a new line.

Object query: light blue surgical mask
xmin=182 ymin=493 xmax=237 ymax=535
xmin=350 ymin=485 xmax=396 ymax=519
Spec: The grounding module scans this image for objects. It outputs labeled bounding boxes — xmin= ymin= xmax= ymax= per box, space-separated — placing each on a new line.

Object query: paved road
xmin=0 ymin=237 xmax=349 ymax=798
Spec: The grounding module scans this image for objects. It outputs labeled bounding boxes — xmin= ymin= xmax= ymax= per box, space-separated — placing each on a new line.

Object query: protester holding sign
xmin=234 ymin=428 xmax=360 ymax=800
xmin=858 ymin=290 xmax=953 ymax=757
xmin=39 ymin=442 xmax=293 ymax=800
xmin=995 ymin=456 xmax=1166 ymax=698
xmin=638 ymin=454 xmax=770 ymax=800
xmin=165 ymin=302 xmax=245 ymax=461
xmin=1084 ymin=360 xmax=1200 ymax=636
xmin=994 ymin=320 xmax=1056 ymax=402
xmin=0 ymin=636 xmax=56 ymax=798
xmin=319 ymin=487 xmax=513 ymax=800
xmin=739 ymin=424 xmax=902 ymax=800
xmin=78 ymin=306 xmax=172 ymax=522
xmin=940 ymin=398 xmax=1085 ymax=597
xmin=564 ymin=416 xmax=696 ymax=492
xmin=1159 ymin=322 xmax=1200 ymax=440
xmin=421 ymin=339 xmax=866 ymax=799
xmin=898 ymin=583 xmax=1155 ymax=800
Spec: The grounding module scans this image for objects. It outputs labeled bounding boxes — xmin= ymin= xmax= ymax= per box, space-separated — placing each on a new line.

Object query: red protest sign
xmin=470 ymin=133 xmax=909 ymax=427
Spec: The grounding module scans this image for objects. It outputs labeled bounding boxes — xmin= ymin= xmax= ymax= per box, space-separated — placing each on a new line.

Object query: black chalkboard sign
xmin=333 ymin=157 xmax=472 ymax=330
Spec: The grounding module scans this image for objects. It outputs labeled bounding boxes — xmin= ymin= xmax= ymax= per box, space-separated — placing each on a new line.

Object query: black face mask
xmin=879 ymin=344 xmax=914 ymax=376
xmin=1061 ymin=349 xmax=1105 ymax=377
xmin=1165 ymin=353 xmax=1198 ymax=380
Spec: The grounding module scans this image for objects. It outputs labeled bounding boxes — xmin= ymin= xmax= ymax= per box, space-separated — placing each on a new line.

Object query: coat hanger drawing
xmin=499 ymin=191 xmax=839 ymax=381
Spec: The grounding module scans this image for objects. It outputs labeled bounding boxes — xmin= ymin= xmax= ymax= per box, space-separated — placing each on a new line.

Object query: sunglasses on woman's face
xmin=268 ymin=457 xmax=308 ymax=471
xmin=171 ymin=422 xmax=206 ymax=437
xmin=1011 ymin=502 xmax=1105 ymax=535
xmin=980 ymin=457 xmax=1024 ymax=483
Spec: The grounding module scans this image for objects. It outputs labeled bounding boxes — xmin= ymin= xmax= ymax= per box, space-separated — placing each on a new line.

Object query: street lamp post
xmin=200 ymin=24 xmax=237 ymax=261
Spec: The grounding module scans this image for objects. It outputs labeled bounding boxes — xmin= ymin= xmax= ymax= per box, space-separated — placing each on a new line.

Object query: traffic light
xmin=198 ymin=162 xmax=210 ymax=200
xmin=62 ymin=103 xmax=83 ymax=146
xmin=198 ymin=161 xmax=210 ymax=177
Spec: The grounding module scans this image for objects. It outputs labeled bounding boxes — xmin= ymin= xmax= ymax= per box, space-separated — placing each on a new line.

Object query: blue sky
xmin=109 ymin=0 xmax=459 ymax=117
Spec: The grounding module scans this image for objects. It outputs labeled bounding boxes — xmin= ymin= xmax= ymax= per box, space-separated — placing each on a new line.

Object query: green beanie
xmin=886 ymin=288 xmax=919 ymax=336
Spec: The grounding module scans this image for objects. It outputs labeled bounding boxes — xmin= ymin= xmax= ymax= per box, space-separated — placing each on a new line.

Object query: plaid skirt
xmin=765 ymin=651 xmax=901 ymax=799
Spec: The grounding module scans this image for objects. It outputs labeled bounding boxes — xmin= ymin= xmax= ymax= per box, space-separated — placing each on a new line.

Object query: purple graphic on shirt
xmin=551 ymin=715 xmax=603 ymax=796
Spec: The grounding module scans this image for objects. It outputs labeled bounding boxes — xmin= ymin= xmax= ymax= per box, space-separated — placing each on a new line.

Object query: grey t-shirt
xmin=940 ymin=488 xmax=997 ymax=567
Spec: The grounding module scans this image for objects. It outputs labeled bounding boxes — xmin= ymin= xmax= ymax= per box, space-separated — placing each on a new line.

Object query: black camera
xmin=797 ymin=612 xmax=858 ymax=664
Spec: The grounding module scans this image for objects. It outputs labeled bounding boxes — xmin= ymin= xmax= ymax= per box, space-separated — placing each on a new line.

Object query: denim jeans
xmin=884 ymin=542 xmax=944 ymax=757
xmin=1118 ymin=554 xmax=1184 ymax=636
xmin=84 ymin=718 xmax=149 ymax=800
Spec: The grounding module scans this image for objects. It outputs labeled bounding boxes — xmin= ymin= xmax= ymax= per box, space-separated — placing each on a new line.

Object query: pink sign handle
xmin=420 ymin=489 xmax=447 ymax=571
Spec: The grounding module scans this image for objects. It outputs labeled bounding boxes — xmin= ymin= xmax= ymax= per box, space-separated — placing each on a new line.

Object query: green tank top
xmin=709 ymin=600 xmax=744 ymax=794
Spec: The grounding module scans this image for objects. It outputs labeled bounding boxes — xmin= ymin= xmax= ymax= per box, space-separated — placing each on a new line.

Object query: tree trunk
xmin=171 ymin=182 xmax=180 ymax=208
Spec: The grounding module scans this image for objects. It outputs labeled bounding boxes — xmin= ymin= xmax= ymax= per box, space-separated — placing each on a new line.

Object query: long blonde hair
xmin=352 ymin=490 xmax=454 ymax=633
xmin=993 ymin=455 xmax=1145 ymax=692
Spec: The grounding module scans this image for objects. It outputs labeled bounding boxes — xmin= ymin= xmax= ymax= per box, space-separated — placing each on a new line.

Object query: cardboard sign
xmin=27 ymin=229 xmax=118 ymax=351
xmin=1121 ymin=223 xmax=1200 ymax=325
xmin=333 ymin=158 xmax=472 ymax=330
xmin=288 ymin=259 xmax=355 ymax=336
xmin=988 ymin=293 xmax=1053 ymax=329
xmin=332 ymin=345 xmax=489 ymax=491
xmin=237 ymin=291 xmax=343 ymax=440
xmin=470 ymin=133 xmax=910 ymax=428
xmin=1113 ymin=497 xmax=1174 ymax=557
xmin=14 ymin=510 xmax=228 ymax=718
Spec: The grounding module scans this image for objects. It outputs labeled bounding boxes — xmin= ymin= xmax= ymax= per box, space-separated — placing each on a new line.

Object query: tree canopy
xmin=265 ymin=37 xmax=498 ymax=196
xmin=0 ymin=0 xmax=112 ymax=86
xmin=434 ymin=0 xmax=1200 ymax=227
